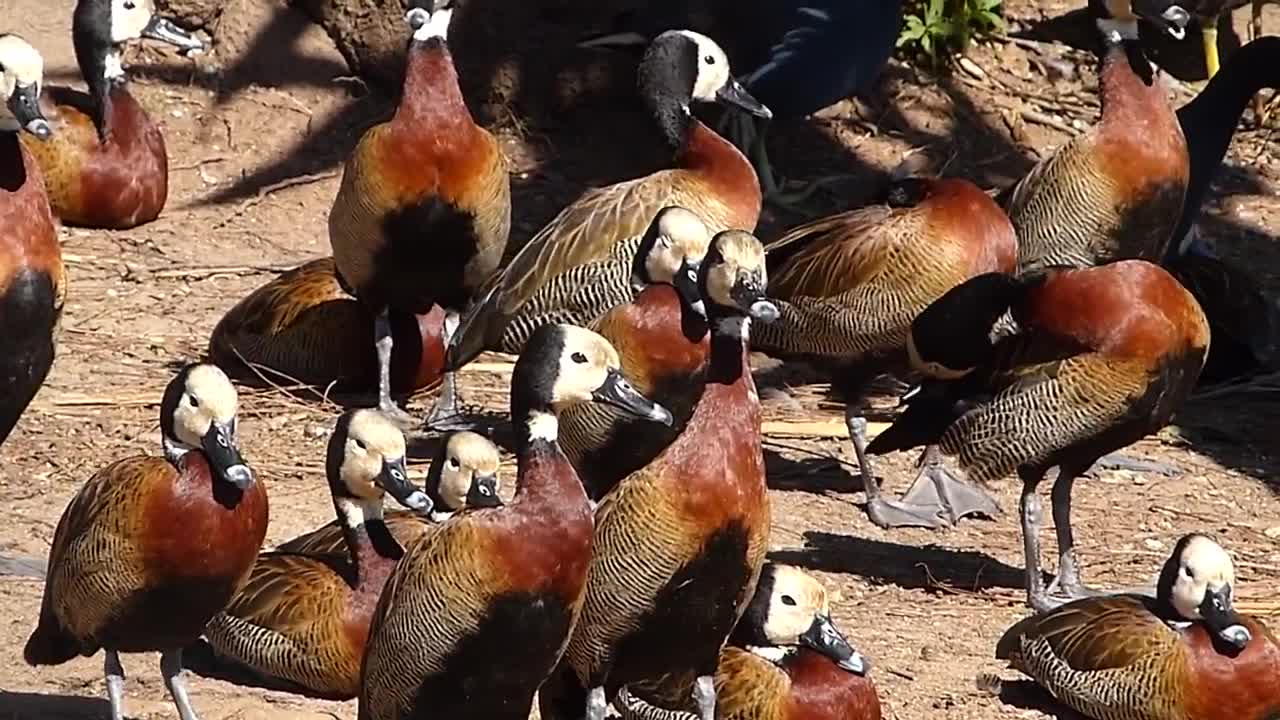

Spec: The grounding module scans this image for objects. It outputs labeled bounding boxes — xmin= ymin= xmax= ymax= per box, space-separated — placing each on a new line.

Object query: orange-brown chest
xmin=0 ymin=135 xmax=60 ymax=286
xmin=1181 ymin=620 xmax=1280 ymax=720
xmin=605 ymin=286 xmax=709 ymax=392
xmin=140 ymin=452 xmax=269 ymax=590
xmin=340 ymin=545 xmax=401 ymax=659
xmin=490 ymin=447 xmax=595 ymax=605
xmin=783 ymin=651 xmax=882 ymax=720
xmin=1093 ymin=51 xmax=1189 ymax=201
xmin=665 ymin=351 xmax=767 ymax=533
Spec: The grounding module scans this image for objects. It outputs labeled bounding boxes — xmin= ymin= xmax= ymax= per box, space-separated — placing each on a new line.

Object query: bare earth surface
xmin=2 ymin=1 xmax=1278 ymax=719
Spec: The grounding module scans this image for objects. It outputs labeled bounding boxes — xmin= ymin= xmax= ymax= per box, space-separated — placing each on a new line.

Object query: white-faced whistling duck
xmin=276 ymin=429 xmax=502 ymax=556
xmin=752 ymin=176 xmax=1017 ymax=529
xmin=541 ymin=231 xmax=778 ymax=720
xmin=0 ymin=34 xmax=62 ymax=447
xmin=1163 ymin=37 xmax=1280 ymax=384
xmin=558 ymin=206 xmax=713 ymax=500
xmin=867 ymin=260 xmax=1209 ymax=611
xmin=19 ymin=0 xmax=204 ymax=230
xmin=1001 ymin=0 xmax=1191 ymax=273
xmin=191 ymin=409 xmax=431 ymax=699
xmin=997 ymin=534 xmax=1280 ymax=719
xmin=24 ymin=363 xmax=267 ymax=720
xmin=208 ymin=257 xmax=447 ymax=395
xmin=359 ymin=324 xmax=672 ymax=720
xmin=328 ymin=2 xmax=511 ymax=428
xmin=619 ymin=564 xmax=881 ymax=720
xmin=444 ymin=30 xmax=770 ymax=403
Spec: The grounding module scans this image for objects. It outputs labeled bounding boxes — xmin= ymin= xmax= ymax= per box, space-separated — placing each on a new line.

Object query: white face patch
xmin=111 ymin=0 xmax=157 ymax=44
xmin=407 ymin=7 xmax=453 ymax=42
xmin=1170 ymin=535 xmax=1236 ymax=620
xmin=171 ymin=365 xmax=239 ymax=449
xmin=676 ymin=30 xmax=731 ymax=102
xmin=335 ymin=495 xmax=384 ymax=528
xmin=549 ymin=326 xmax=619 ymax=409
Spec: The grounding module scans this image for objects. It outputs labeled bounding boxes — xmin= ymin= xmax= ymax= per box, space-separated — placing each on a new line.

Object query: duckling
xmin=328 ymin=3 xmax=511 ymax=427
xmin=445 ymin=30 xmax=769 ymax=397
xmin=276 ymin=430 xmax=502 ymax=556
xmin=542 ymin=231 xmax=777 ymax=720
xmin=997 ymin=533 xmax=1280 ymax=720
xmin=24 ymin=363 xmax=268 ymax=720
xmin=867 ymin=260 xmax=1209 ymax=611
xmin=619 ymin=563 xmax=880 ymax=720
xmin=753 ymin=176 xmax=1017 ymax=529
xmin=359 ymin=324 xmax=672 ymax=720
xmin=20 ymin=0 xmax=204 ymax=230
xmin=558 ymin=206 xmax=713 ymax=499
xmin=208 ymin=257 xmax=447 ymax=395
xmin=191 ymin=409 xmax=430 ymax=700
xmin=1002 ymin=0 xmax=1191 ymax=273
xmin=1 ymin=34 xmax=62 ymax=446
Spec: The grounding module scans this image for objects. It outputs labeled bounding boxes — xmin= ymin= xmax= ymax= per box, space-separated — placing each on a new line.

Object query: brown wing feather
xmin=998 ymin=595 xmax=1175 ymax=672
xmin=767 ymin=205 xmax=898 ymax=299
xmin=715 ymin=648 xmax=790 ymax=720
xmin=276 ymin=513 xmax=429 ymax=556
xmin=219 ymin=553 xmax=351 ymax=635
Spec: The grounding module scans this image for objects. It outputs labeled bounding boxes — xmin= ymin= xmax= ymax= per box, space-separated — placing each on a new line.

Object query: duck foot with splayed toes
xmin=845 ymin=416 xmax=948 ymax=529
xmin=898 ymin=446 xmax=1002 ymax=525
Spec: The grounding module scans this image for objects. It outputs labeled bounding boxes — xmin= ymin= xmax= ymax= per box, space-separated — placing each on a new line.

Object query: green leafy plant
xmin=898 ymin=0 xmax=1005 ymax=69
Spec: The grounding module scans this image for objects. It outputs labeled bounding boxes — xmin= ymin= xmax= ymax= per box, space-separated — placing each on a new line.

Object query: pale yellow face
xmin=550 ymin=325 xmax=624 ymax=410
xmin=171 ymin=365 xmax=239 ymax=448
xmin=436 ymin=431 xmax=501 ymax=509
xmin=705 ymin=230 xmax=768 ymax=309
xmin=1171 ymin=535 xmax=1237 ymax=620
xmin=0 ymin=35 xmax=44 ymax=130
xmin=110 ymin=0 xmax=159 ymax=44
xmin=761 ymin=565 xmax=831 ymax=645
xmin=645 ymin=207 xmax=712 ymax=284
xmin=340 ymin=410 xmax=408 ymax=500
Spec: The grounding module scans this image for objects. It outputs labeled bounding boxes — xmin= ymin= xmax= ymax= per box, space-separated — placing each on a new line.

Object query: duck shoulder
xmin=997 ymin=595 xmax=1176 ymax=673
xmin=277 ymin=512 xmax=429 ymax=556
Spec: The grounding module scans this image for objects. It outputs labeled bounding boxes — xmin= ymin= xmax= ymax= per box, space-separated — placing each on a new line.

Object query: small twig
xmin=212 ymin=170 xmax=339 ymax=230
xmin=1020 ymin=108 xmax=1079 ymax=136
xmin=152 ymin=263 xmax=297 ymax=279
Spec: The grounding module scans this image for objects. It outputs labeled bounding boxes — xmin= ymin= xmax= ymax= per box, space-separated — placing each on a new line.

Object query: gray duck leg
xmin=374 ymin=307 xmax=417 ymax=427
xmin=692 ymin=675 xmax=715 ymax=720
xmin=422 ymin=310 xmax=481 ymax=433
xmin=161 ymin=649 xmax=200 ymax=720
xmin=104 ymin=650 xmax=125 ymax=720
xmin=1044 ymin=467 xmax=1102 ymax=600
xmin=847 ymin=410 xmax=946 ymax=529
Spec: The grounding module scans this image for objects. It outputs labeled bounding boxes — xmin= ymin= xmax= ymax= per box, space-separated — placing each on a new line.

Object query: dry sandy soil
xmin=2 ymin=1 xmax=1278 ymax=719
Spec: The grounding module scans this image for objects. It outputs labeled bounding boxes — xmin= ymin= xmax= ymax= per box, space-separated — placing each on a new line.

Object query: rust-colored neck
xmin=678 ymin=120 xmax=762 ymax=223
xmin=1098 ymin=42 xmax=1163 ymax=124
xmin=394 ymin=39 xmax=473 ymax=132
xmin=345 ymin=518 xmax=401 ymax=593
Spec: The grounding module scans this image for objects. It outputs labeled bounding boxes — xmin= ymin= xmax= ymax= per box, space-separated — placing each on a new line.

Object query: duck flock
xmin=1 ymin=0 xmax=1279 ymax=719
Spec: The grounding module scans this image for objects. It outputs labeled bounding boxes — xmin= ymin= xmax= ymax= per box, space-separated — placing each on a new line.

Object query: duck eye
xmin=448 ymin=457 xmax=460 ymax=469
xmin=187 ymin=395 xmax=200 ymax=408
xmin=571 ymin=352 xmax=588 ymax=364
xmin=781 ymin=594 xmax=796 ymax=606
xmin=354 ymin=439 xmax=366 ymax=451
xmin=704 ymin=54 xmax=715 ymax=65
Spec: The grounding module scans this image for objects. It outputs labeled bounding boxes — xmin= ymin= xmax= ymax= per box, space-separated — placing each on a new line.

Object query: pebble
xmin=1143 ymin=538 xmax=1164 ymax=551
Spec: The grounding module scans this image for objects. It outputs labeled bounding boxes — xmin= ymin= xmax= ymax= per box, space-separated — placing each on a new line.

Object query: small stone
xmin=1143 ymin=538 xmax=1164 ymax=551
xmin=304 ymin=424 xmax=328 ymax=440
xmin=1264 ymin=526 xmax=1280 ymax=539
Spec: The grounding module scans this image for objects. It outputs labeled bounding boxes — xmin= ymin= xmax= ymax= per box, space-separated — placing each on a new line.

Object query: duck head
xmin=0 ymin=35 xmax=51 ymax=139
xmin=1091 ymin=0 xmax=1190 ymax=41
xmin=632 ymin=206 xmax=714 ymax=317
xmin=327 ymin=409 xmax=431 ymax=526
xmin=428 ymin=431 xmax=503 ymax=519
xmin=1159 ymin=533 xmax=1252 ymax=650
xmin=736 ymin=563 xmax=868 ymax=674
xmin=73 ymin=0 xmax=205 ymax=89
xmin=161 ymin=364 xmax=254 ymax=490
xmin=700 ymin=229 xmax=779 ymax=330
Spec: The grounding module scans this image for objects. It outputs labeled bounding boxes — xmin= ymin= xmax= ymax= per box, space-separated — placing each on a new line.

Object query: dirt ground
xmin=2 ymin=1 xmax=1278 ymax=718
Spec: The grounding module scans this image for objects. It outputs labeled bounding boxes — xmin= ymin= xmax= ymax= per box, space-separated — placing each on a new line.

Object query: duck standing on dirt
xmin=24 ymin=364 xmax=268 ymax=720
xmin=328 ymin=2 xmax=511 ymax=428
